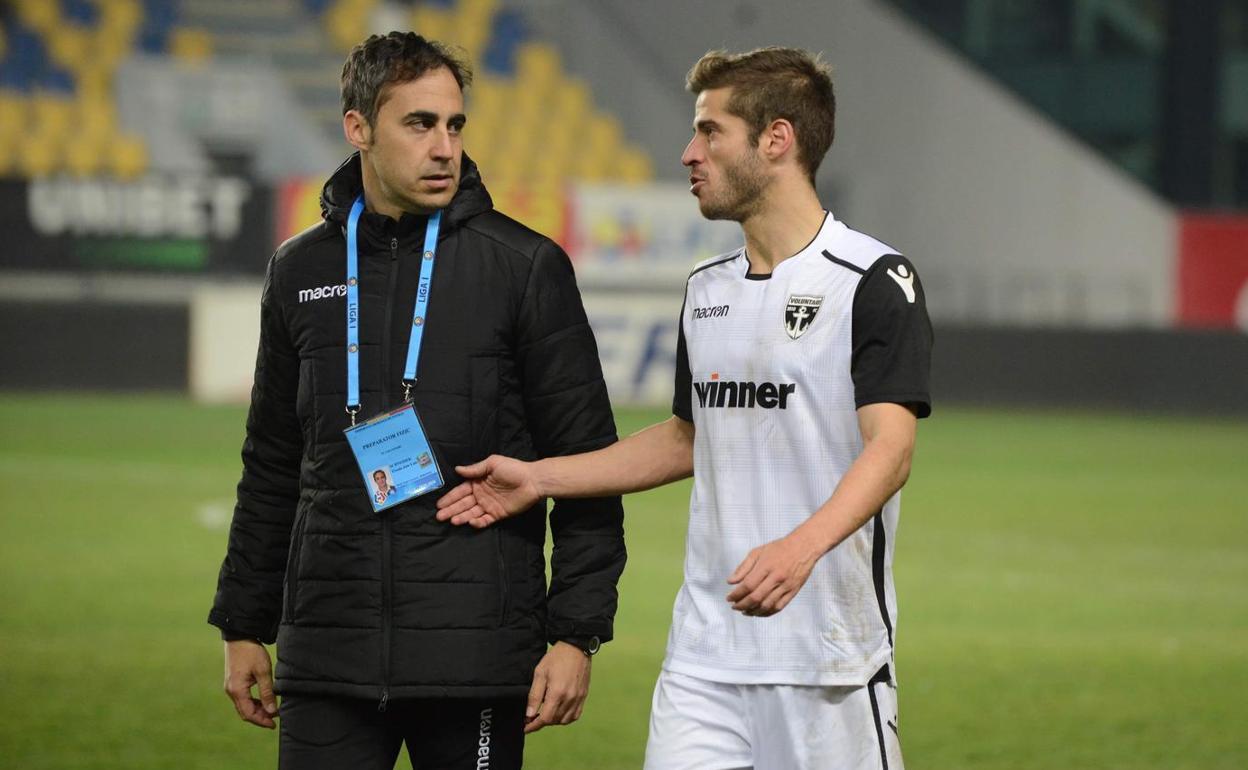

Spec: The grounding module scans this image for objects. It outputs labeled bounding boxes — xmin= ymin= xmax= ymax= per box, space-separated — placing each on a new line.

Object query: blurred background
xmin=0 ymin=1 xmax=1245 ymax=769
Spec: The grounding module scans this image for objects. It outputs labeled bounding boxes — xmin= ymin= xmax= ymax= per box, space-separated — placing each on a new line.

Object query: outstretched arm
xmin=436 ymin=415 xmax=695 ymax=527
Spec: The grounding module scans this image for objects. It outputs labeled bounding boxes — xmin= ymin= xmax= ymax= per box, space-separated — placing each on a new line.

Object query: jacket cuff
xmin=545 ymin=622 xmax=613 ymax=647
xmin=208 ymin=608 xmax=278 ymax=645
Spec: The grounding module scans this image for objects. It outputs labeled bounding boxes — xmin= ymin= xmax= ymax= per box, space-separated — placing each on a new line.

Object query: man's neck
xmin=740 ymin=182 xmax=826 ymax=274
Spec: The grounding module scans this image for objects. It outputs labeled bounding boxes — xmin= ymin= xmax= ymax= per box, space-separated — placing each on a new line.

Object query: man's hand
xmin=524 ymin=642 xmax=592 ymax=734
xmin=435 ymin=455 xmax=542 ymax=528
xmin=725 ymin=531 xmax=825 ymax=617
xmin=223 ymin=639 xmax=279 ymax=729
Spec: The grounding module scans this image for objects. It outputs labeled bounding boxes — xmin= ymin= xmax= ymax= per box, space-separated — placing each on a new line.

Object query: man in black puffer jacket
xmin=208 ymin=32 xmax=626 ymax=769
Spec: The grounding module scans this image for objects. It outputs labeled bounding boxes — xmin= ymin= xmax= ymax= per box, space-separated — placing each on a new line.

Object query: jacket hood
xmin=320 ymin=151 xmax=493 ymax=231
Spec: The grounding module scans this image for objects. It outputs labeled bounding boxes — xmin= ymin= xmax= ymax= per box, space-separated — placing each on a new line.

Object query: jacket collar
xmin=319 ymin=151 xmax=493 ymax=240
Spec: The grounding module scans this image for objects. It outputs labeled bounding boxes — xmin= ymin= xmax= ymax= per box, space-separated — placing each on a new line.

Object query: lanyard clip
xmin=346 ymin=405 xmax=360 ymax=426
xmin=402 ymin=380 xmax=414 ymax=402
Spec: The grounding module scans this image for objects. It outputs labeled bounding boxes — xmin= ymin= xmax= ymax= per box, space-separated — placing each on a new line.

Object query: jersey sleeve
xmin=672 ymin=292 xmax=693 ymax=421
xmin=851 ymin=254 xmax=934 ymax=418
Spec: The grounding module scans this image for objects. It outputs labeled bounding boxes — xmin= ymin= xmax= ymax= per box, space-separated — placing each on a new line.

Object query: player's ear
xmin=344 ymin=109 xmax=372 ymax=152
xmin=760 ymin=118 xmax=796 ymax=163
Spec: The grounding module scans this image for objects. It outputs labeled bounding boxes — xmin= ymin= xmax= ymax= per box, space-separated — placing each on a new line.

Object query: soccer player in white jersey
xmin=437 ymin=47 xmax=932 ymax=769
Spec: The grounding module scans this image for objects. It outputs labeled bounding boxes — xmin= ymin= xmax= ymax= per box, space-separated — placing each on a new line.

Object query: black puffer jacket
xmin=209 ymin=154 xmax=626 ymax=701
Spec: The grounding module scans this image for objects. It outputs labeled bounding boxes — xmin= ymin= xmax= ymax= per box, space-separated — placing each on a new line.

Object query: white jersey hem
xmin=662 ymin=647 xmax=894 ymax=688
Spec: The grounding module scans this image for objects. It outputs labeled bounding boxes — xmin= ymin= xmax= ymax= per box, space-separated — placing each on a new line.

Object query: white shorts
xmin=643 ymin=668 xmax=903 ymax=770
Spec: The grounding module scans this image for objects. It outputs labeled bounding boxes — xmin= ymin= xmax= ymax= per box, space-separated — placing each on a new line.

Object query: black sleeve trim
xmin=851 ymin=255 xmax=934 ymax=419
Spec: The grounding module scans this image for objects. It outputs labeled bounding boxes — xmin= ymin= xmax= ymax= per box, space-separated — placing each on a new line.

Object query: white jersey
xmin=666 ymin=212 xmax=933 ymax=687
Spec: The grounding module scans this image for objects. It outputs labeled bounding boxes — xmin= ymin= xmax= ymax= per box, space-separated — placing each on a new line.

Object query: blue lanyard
xmin=345 ymin=194 xmax=442 ymax=424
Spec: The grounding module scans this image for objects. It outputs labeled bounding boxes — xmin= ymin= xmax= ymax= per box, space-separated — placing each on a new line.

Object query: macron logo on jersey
xmin=298 ymin=284 xmax=347 ymax=303
xmin=692 ymin=304 xmax=730 ymax=320
xmin=694 ymin=373 xmax=796 ymax=409
xmin=886 ymin=264 xmax=916 ymax=303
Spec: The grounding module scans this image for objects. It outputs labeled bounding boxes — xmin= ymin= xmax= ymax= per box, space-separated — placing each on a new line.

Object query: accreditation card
xmin=344 ymin=403 xmax=444 ymax=513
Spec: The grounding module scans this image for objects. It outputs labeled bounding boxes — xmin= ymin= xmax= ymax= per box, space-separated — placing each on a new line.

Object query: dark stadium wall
xmin=932 ymin=326 xmax=1248 ymax=415
xmin=0 ymin=301 xmax=188 ymax=391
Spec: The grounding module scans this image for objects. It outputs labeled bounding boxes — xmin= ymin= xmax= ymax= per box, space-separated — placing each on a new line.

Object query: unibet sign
xmin=27 ymin=176 xmax=251 ymax=240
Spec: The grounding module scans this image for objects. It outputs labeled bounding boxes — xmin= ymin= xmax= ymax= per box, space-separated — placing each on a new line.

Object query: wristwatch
xmin=560 ymin=635 xmax=601 ymax=657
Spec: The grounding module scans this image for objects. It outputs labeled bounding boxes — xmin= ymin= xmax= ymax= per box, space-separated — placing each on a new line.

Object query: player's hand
xmin=223 ymin=639 xmax=279 ymax=729
xmin=725 ymin=532 xmax=824 ymax=617
xmin=524 ymin=642 xmax=592 ymax=733
xmin=435 ymin=455 xmax=541 ymax=528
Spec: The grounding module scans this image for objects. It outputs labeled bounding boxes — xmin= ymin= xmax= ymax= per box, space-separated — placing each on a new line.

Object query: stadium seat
xmin=109 ymin=133 xmax=148 ymax=179
xmin=32 ymin=90 xmax=75 ymax=141
xmin=98 ymin=0 xmax=143 ymax=39
xmin=169 ymin=27 xmax=213 ymax=62
xmin=64 ymin=132 xmax=107 ymax=177
xmin=16 ymin=133 xmax=60 ymax=177
xmin=325 ymin=0 xmax=376 ymax=52
xmin=46 ymin=23 xmax=92 ymax=73
xmin=0 ymin=90 xmax=23 ymax=142
xmin=12 ymin=0 xmax=61 ymax=35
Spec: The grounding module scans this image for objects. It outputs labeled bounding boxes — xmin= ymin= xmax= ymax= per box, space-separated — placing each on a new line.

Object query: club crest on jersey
xmin=784 ymin=295 xmax=823 ymax=339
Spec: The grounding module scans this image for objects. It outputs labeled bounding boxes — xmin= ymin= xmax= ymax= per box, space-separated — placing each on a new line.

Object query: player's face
xmin=373 ymin=471 xmax=387 ymax=489
xmin=681 ymin=87 xmax=767 ymax=222
xmin=358 ymin=67 xmax=465 ymax=214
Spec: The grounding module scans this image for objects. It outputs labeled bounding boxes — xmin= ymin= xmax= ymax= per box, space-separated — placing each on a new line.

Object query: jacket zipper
xmin=378 ymin=235 xmax=399 ymax=712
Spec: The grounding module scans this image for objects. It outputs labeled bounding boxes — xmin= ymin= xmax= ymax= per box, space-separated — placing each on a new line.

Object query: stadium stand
xmin=0 ymin=0 xmax=212 ymax=179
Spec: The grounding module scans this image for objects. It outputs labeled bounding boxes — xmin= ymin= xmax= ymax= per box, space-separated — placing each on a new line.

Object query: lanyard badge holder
xmin=342 ymin=194 xmax=446 ymax=512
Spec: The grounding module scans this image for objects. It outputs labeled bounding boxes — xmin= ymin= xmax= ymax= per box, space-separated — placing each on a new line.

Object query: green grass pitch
xmin=1 ymin=394 xmax=1245 ymax=769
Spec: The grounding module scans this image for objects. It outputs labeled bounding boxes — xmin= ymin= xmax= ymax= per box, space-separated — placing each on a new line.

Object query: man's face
xmin=373 ymin=471 xmax=387 ymax=489
xmin=361 ymin=67 xmax=465 ymax=214
xmin=681 ymin=87 xmax=768 ymax=222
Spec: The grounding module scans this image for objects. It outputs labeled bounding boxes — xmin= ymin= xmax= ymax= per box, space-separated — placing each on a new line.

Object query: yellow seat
xmin=93 ymin=23 xmax=137 ymax=73
xmin=459 ymin=0 xmax=499 ymax=20
xmin=0 ymin=91 xmax=25 ymax=140
xmin=325 ymin=0 xmax=375 ymax=53
xmin=14 ymin=0 xmax=61 ymax=34
xmin=0 ymin=141 xmax=16 ymax=177
xmin=16 ymin=134 xmax=61 ymax=177
xmin=515 ymin=43 xmax=560 ymax=87
xmin=470 ymin=75 xmax=509 ymax=114
xmin=109 ymin=133 xmax=148 ymax=179
xmin=170 ymin=28 xmax=213 ymax=63
xmin=33 ymin=92 xmax=76 ymax=142
xmin=98 ymin=0 xmax=143 ymax=41
xmin=552 ymin=78 xmax=590 ymax=122
xmin=64 ymin=132 xmax=109 ymax=177
xmin=76 ymin=67 xmax=114 ymax=103
xmin=616 ymin=146 xmax=654 ymax=183
xmin=47 ymin=23 xmax=93 ymax=72
xmin=75 ymin=93 xmax=117 ymax=137
xmin=411 ymin=6 xmax=452 ymax=43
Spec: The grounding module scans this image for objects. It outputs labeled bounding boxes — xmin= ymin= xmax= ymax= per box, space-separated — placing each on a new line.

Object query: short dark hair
xmin=686 ymin=47 xmax=835 ymax=180
xmin=341 ymin=31 xmax=473 ymax=129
